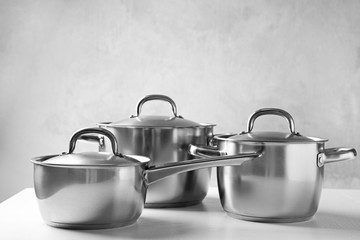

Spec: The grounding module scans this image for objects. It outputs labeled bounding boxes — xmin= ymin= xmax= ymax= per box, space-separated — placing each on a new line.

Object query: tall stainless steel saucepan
xmin=91 ymin=94 xmax=215 ymax=208
xmin=31 ymin=128 xmax=259 ymax=229
xmin=189 ymin=108 xmax=357 ymax=223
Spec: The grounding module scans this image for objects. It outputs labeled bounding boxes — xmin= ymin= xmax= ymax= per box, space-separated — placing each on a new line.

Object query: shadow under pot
xmin=189 ymin=108 xmax=357 ymax=223
xmin=83 ymin=94 xmax=215 ymax=208
xmin=31 ymin=127 xmax=259 ymax=229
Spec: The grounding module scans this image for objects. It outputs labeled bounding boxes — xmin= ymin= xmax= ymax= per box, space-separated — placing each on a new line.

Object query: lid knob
xmin=68 ymin=127 xmax=120 ymax=156
xmin=246 ymin=108 xmax=296 ymax=134
xmin=132 ymin=94 xmax=181 ymax=118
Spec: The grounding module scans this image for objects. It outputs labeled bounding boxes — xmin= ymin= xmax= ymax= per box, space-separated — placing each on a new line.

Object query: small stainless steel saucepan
xmin=189 ymin=108 xmax=357 ymax=223
xmin=31 ymin=128 xmax=259 ymax=229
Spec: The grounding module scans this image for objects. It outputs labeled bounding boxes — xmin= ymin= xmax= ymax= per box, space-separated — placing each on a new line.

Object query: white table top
xmin=1 ymin=188 xmax=360 ymax=240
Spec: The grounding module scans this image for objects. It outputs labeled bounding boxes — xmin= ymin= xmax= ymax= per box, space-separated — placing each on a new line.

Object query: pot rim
xmin=213 ymin=132 xmax=328 ymax=144
xmin=30 ymin=154 xmax=150 ymax=168
xmin=97 ymin=121 xmax=215 ymax=129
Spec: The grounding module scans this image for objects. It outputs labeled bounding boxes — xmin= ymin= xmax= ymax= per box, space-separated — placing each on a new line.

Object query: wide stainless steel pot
xmin=31 ymin=127 xmax=258 ymax=229
xmin=94 ymin=94 xmax=215 ymax=208
xmin=189 ymin=108 xmax=357 ymax=223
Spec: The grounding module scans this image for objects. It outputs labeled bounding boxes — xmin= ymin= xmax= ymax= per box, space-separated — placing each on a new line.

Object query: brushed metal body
xmin=214 ymin=136 xmax=323 ymax=222
xmin=100 ymin=125 xmax=213 ymax=207
xmin=33 ymin=164 xmax=146 ymax=229
xmin=96 ymin=94 xmax=216 ymax=207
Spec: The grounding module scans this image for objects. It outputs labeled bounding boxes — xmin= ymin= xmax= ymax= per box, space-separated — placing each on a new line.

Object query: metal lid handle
xmin=247 ymin=108 xmax=296 ymax=134
xmin=68 ymin=127 xmax=119 ymax=155
xmin=133 ymin=94 xmax=179 ymax=117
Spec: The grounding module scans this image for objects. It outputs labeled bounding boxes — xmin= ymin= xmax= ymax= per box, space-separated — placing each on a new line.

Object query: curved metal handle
xmin=188 ymin=144 xmax=227 ymax=158
xmin=68 ymin=128 xmax=119 ymax=155
xmin=247 ymin=108 xmax=296 ymax=134
xmin=133 ymin=94 xmax=179 ymax=117
xmin=317 ymin=147 xmax=357 ymax=167
xmin=78 ymin=135 xmax=106 ymax=150
xmin=147 ymin=149 xmax=261 ymax=184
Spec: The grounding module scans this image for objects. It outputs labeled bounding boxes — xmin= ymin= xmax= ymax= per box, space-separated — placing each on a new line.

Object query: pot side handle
xmin=188 ymin=144 xmax=227 ymax=158
xmin=317 ymin=147 xmax=357 ymax=167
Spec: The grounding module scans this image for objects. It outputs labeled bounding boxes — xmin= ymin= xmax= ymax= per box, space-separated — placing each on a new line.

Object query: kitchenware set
xmin=31 ymin=94 xmax=357 ymax=229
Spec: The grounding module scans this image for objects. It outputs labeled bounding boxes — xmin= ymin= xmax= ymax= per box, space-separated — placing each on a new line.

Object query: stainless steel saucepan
xmin=87 ymin=94 xmax=216 ymax=208
xmin=31 ymin=127 xmax=259 ymax=229
xmin=189 ymin=108 xmax=357 ymax=223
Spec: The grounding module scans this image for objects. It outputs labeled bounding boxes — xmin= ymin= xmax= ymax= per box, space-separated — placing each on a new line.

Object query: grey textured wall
xmin=1 ymin=0 xmax=360 ymax=202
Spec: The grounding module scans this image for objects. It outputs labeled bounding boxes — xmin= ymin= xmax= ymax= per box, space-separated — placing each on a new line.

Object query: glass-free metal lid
xmin=41 ymin=152 xmax=148 ymax=167
xmin=230 ymin=131 xmax=326 ymax=143
xmin=100 ymin=94 xmax=214 ymax=128
xmin=228 ymin=108 xmax=327 ymax=143
xmin=108 ymin=115 xmax=205 ymax=128
xmin=31 ymin=127 xmax=150 ymax=167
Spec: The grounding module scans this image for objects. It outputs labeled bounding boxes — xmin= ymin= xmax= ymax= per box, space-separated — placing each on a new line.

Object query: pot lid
xmin=228 ymin=131 xmax=326 ymax=143
xmin=227 ymin=108 xmax=327 ymax=143
xmin=100 ymin=94 xmax=214 ymax=128
xmin=33 ymin=127 xmax=150 ymax=167
xmin=40 ymin=152 xmax=149 ymax=167
xmin=105 ymin=115 xmax=210 ymax=128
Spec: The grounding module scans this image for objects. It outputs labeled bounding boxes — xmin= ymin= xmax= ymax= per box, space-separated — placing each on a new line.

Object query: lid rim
xmin=222 ymin=131 xmax=327 ymax=143
xmin=32 ymin=153 xmax=150 ymax=167
xmin=97 ymin=115 xmax=215 ymax=128
xmin=33 ymin=162 xmax=144 ymax=168
xmin=101 ymin=124 xmax=216 ymax=129
xmin=98 ymin=122 xmax=215 ymax=129
xmin=223 ymin=139 xmax=328 ymax=143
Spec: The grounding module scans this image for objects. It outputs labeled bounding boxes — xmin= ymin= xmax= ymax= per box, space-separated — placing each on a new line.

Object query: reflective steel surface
xmin=95 ymin=94 xmax=216 ymax=207
xmin=33 ymin=164 xmax=146 ymax=229
xmin=32 ymin=127 xmax=148 ymax=229
xmin=216 ymin=139 xmax=323 ymax=222
xmin=103 ymin=126 xmax=214 ymax=207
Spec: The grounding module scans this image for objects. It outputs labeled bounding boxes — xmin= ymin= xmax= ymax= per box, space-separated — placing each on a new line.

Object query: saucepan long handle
xmin=146 ymin=145 xmax=261 ymax=184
